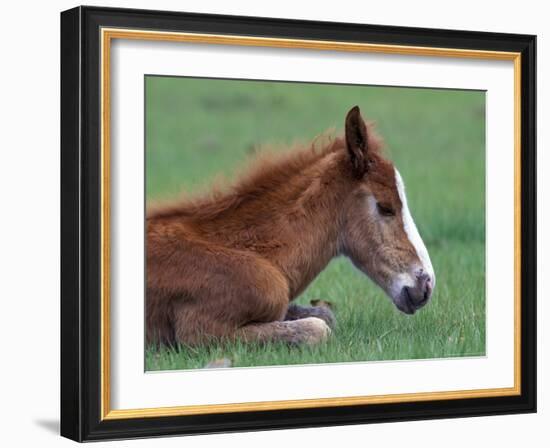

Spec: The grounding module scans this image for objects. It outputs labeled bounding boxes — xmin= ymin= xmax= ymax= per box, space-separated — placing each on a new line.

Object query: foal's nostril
xmin=417 ymin=272 xmax=429 ymax=287
xmin=416 ymin=271 xmax=428 ymax=281
xmin=415 ymin=272 xmax=433 ymax=303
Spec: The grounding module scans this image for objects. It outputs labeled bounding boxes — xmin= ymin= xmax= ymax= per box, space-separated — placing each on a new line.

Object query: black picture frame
xmin=61 ymin=5 xmax=536 ymax=442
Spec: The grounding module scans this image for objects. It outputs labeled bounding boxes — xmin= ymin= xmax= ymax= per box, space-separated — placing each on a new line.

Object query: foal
xmin=146 ymin=106 xmax=435 ymax=346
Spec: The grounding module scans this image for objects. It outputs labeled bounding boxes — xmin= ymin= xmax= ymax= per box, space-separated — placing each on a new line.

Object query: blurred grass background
xmin=145 ymin=76 xmax=486 ymax=370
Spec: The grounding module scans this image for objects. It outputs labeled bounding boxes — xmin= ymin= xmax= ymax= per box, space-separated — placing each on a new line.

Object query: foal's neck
xmin=267 ymin=151 xmax=352 ymax=298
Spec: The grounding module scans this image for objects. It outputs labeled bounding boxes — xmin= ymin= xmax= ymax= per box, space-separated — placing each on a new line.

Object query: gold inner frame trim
xmin=100 ymin=27 xmax=522 ymax=421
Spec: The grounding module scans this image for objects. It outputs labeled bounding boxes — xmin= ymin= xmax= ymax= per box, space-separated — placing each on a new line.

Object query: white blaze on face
xmin=394 ymin=168 xmax=435 ymax=286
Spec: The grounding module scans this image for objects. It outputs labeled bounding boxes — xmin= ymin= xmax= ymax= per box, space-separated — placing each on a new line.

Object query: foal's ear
xmin=345 ymin=105 xmax=369 ymax=178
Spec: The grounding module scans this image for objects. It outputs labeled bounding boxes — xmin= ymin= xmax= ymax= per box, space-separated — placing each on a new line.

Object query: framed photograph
xmin=60 ymin=6 xmax=536 ymax=441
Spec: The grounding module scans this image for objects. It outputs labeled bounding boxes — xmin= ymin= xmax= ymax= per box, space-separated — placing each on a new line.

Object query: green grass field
xmin=145 ymin=76 xmax=486 ymax=371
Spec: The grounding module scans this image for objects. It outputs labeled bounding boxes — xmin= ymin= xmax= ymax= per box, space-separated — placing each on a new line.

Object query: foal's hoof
xmin=296 ymin=317 xmax=331 ymax=345
xmin=284 ymin=303 xmax=336 ymax=329
xmin=311 ymin=306 xmax=336 ymax=329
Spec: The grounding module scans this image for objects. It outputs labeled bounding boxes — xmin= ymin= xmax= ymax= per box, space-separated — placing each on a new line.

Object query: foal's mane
xmin=147 ymin=125 xmax=383 ymax=221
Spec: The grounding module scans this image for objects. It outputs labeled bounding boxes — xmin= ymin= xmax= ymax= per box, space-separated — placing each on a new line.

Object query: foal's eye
xmin=377 ymin=202 xmax=395 ymax=217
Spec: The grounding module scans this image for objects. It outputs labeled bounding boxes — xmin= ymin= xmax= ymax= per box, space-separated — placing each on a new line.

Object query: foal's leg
xmin=237 ymin=317 xmax=331 ymax=345
xmin=284 ymin=303 xmax=336 ymax=328
xmin=173 ymin=303 xmax=331 ymax=346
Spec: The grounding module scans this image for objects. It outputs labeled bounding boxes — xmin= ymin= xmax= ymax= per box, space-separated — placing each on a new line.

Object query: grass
xmin=145 ymin=76 xmax=486 ymax=371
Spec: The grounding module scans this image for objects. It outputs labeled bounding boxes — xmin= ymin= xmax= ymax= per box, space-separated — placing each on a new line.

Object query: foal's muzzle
xmin=398 ymin=272 xmax=434 ymax=315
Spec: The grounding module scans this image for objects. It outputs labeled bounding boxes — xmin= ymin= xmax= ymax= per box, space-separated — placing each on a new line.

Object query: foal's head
xmin=340 ymin=106 xmax=435 ymax=314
